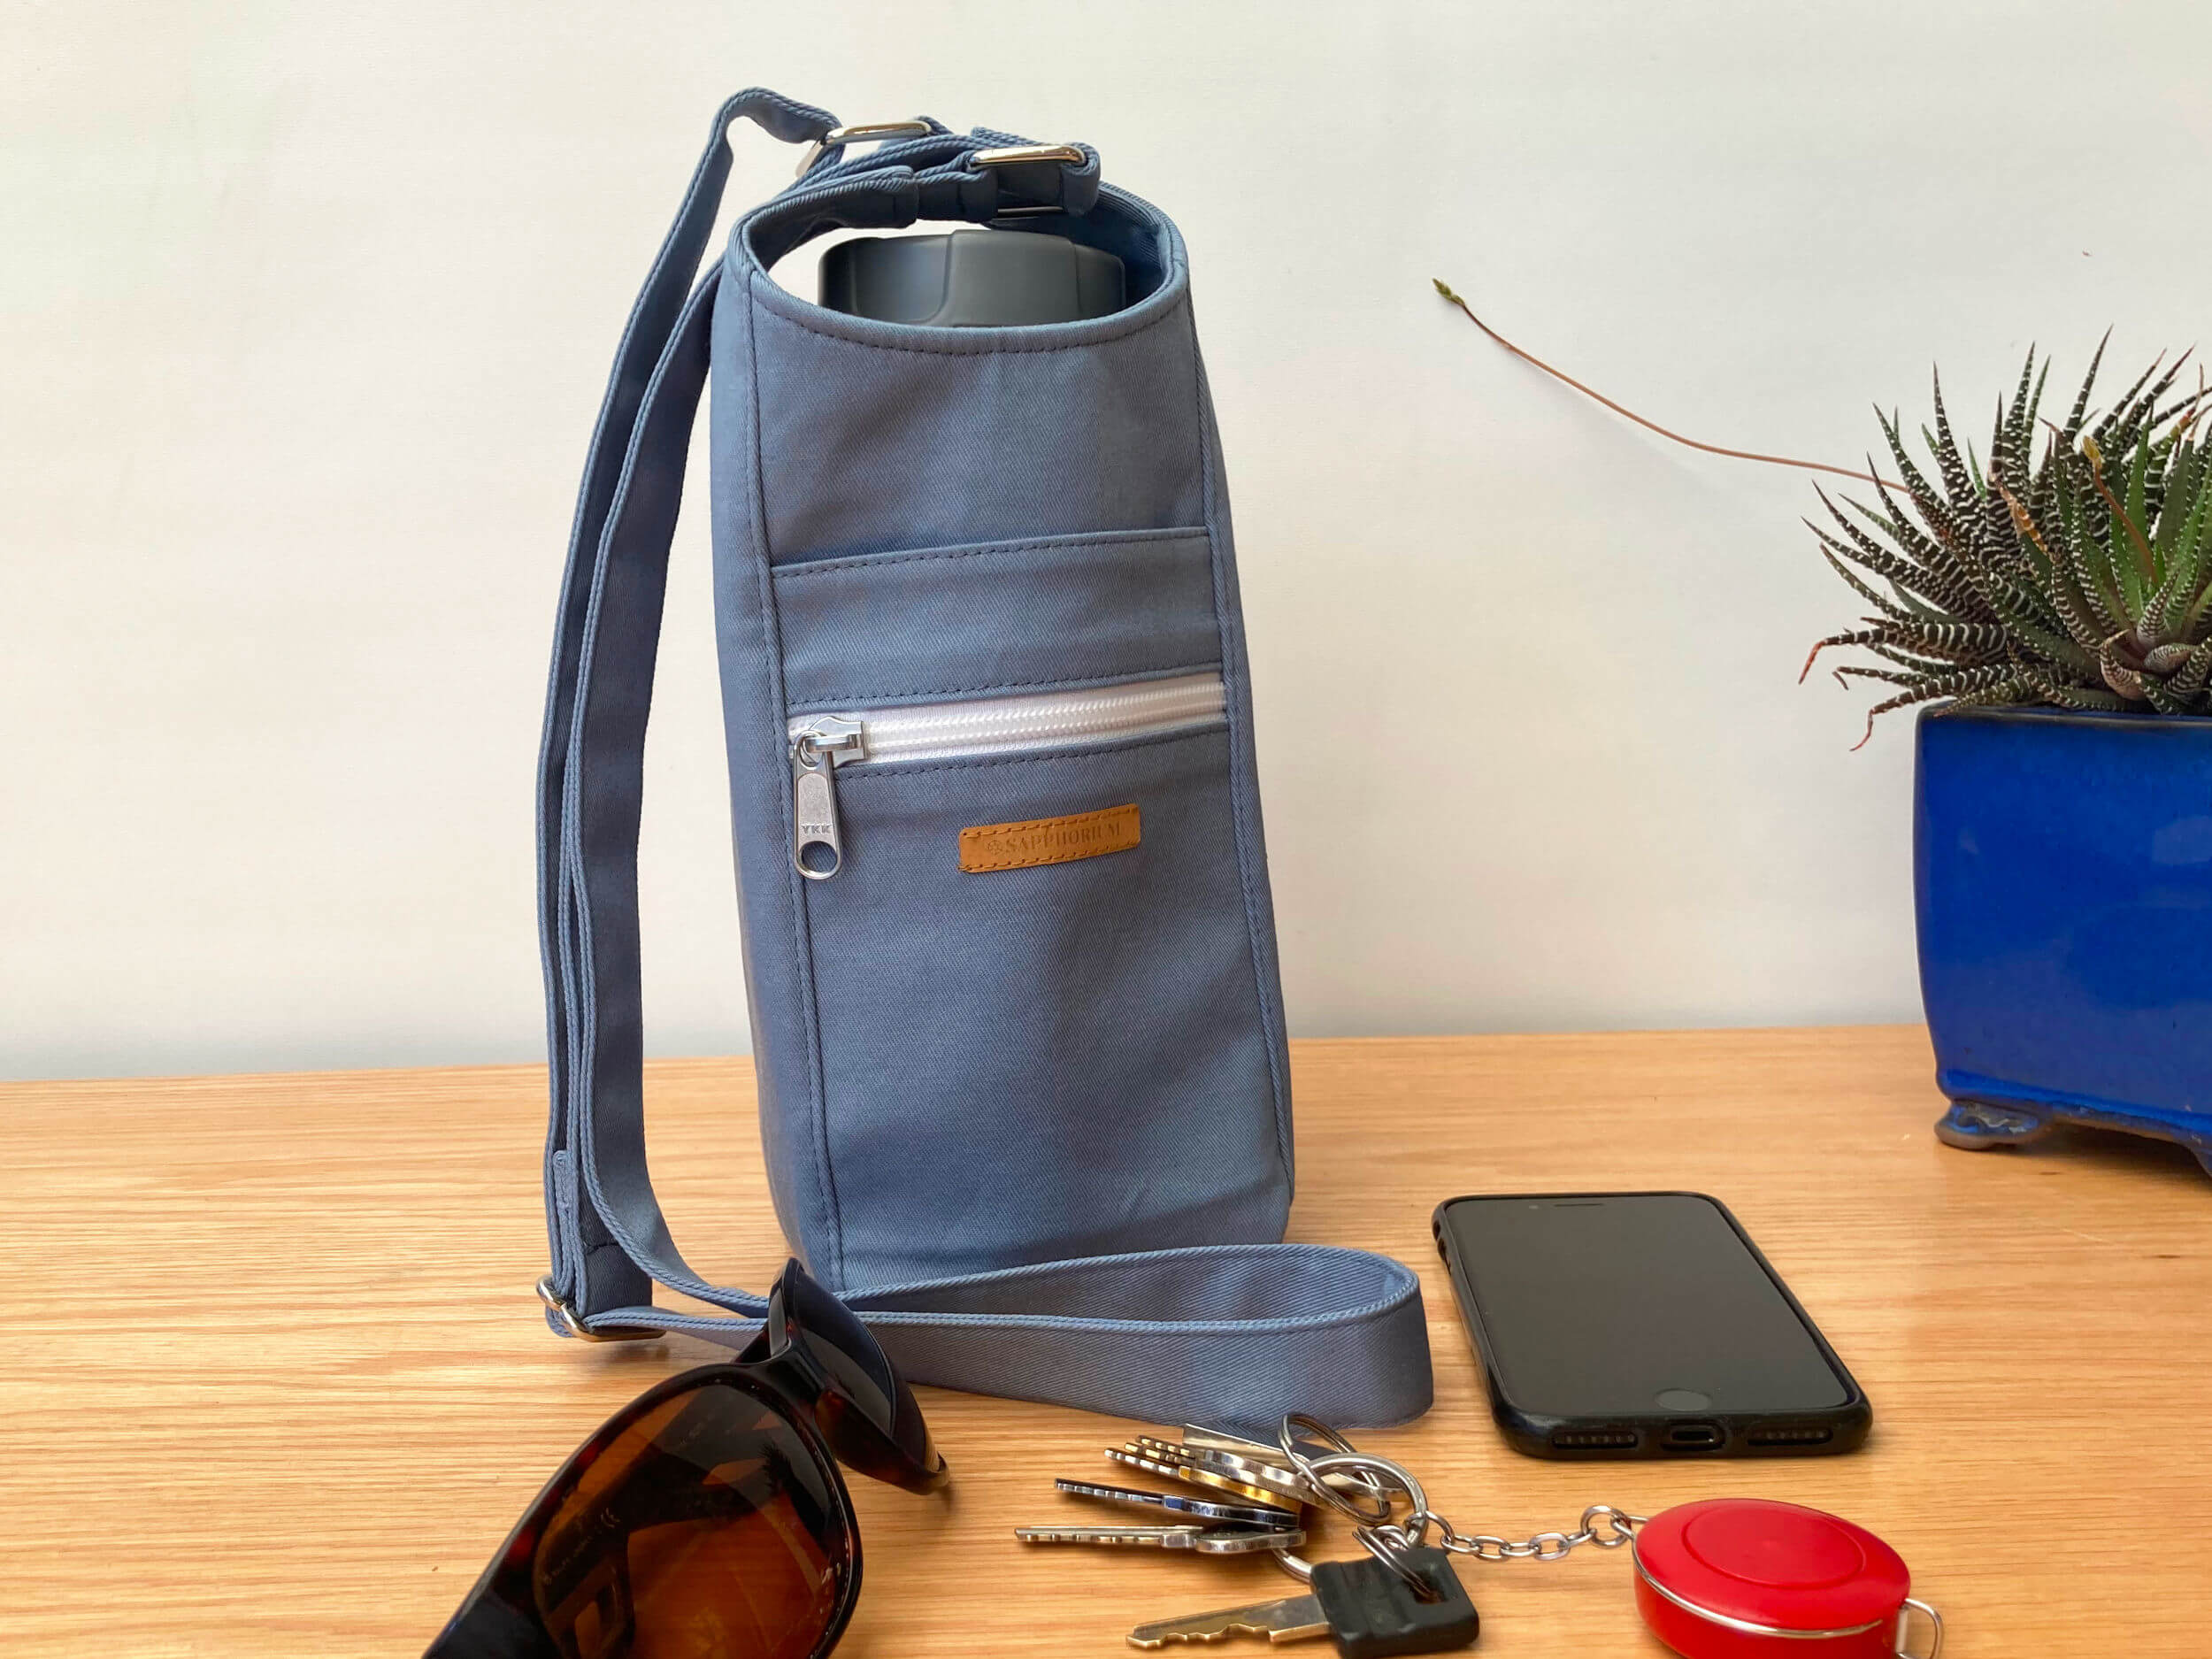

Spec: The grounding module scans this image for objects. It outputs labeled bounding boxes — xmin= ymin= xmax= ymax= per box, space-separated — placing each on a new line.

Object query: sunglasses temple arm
xmin=423 ymin=1584 xmax=564 ymax=1659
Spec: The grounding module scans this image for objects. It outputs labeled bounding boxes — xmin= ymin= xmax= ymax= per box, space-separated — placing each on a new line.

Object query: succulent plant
xmin=1804 ymin=343 xmax=2212 ymax=742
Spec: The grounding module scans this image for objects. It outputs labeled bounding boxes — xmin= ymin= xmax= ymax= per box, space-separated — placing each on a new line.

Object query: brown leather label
xmin=959 ymin=803 xmax=1141 ymax=872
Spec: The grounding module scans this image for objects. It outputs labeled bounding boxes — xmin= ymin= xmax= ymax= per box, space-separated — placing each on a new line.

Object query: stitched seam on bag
xmin=810 ymin=1248 xmax=1423 ymax=1328
xmin=788 ymin=660 xmax=1222 ymax=708
xmin=740 ymin=179 xmax=1185 ymax=355
xmin=1188 ymin=321 xmax=1294 ymax=1191
xmin=772 ymin=526 xmax=1209 ymax=580
xmin=549 ymin=1150 xmax=584 ymax=1292
xmin=565 ymin=273 xmax=733 ymax=1315
xmin=646 ymin=1290 xmax=1419 ymax=1333
xmin=750 ymin=271 xmax=1188 ymax=354
xmin=830 ymin=723 xmax=1223 ymax=780
xmin=748 ymin=267 xmax=848 ymax=1286
xmin=763 ymin=313 xmax=1176 ymax=355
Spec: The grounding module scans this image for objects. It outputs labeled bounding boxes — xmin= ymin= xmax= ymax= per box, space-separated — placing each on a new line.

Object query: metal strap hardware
xmin=794 ymin=119 xmax=933 ymax=178
xmin=971 ymin=142 xmax=1087 ymax=167
xmin=535 ymin=1275 xmax=664 ymax=1342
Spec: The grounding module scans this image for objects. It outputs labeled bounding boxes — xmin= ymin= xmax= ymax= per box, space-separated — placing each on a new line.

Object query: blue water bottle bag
xmin=535 ymin=89 xmax=1432 ymax=1426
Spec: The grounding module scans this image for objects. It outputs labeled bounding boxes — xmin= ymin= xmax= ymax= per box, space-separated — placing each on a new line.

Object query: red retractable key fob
xmin=1632 ymin=1499 xmax=1943 ymax=1659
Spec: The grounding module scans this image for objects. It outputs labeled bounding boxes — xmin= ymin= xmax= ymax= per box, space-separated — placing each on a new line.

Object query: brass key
xmin=1129 ymin=1593 xmax=1332 ymax=1647
xmin=1129 ymin=1546 xmax=1479 ymax=1655
xmin=1108 ymin=1446 xmax=1286 ymax=1508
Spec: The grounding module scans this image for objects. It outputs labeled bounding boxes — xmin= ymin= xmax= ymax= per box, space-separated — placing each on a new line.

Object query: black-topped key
xmin=1126 ymin=1546 xmax=1478 ymax=1656
xmin=1312 ymin=1549 xmax=1478 ymax=1657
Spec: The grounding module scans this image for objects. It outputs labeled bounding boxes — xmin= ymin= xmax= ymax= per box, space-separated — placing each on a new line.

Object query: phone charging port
xmin=1663 ymin=1422 xmax=1723 ymax=1450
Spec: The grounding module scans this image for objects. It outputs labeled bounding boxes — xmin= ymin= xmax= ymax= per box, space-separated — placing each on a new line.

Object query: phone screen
xmin=1439 ymin=1193 xmax=1848 ymax=1419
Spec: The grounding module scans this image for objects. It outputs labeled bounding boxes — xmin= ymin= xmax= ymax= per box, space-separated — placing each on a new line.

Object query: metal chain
xmin=1369 ymin=1502 xmax=1646 ymax=1563
xmin=1274 ymin=1417 xmax=1647 ymax=1577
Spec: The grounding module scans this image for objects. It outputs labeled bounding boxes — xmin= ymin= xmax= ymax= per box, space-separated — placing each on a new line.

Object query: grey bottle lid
xmin=818 ymin=230 xmax=1126 ymax=326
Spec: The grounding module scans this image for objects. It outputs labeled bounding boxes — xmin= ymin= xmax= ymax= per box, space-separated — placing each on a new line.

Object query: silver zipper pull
xmin=790 ymin=717 xmax=864 ymax=880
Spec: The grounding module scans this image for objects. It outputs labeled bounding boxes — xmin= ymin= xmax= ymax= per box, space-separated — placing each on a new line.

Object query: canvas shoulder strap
xmin=535 ymin=89 xmax=1433 ymax=1427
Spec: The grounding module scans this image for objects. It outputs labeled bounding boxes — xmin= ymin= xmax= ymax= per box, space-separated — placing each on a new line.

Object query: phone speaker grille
xmin=1549 ymin=1428 xmax=1640 ymax=1450
xmin=1745 ymin=1425 xmax=1835 ymax=1446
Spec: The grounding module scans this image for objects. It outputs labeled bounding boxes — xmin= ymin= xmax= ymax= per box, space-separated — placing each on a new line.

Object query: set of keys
xmin=1018 ymin=1432 xmax=1316 ymax=1557
xmin=1016 ymin=1417 xmax=1945 ymax=1658
xmin=1016 ymin=1421 xmax=1482 ymax=1656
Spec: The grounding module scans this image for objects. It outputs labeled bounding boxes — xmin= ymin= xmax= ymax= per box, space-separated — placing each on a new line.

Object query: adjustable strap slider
xmin=970 ymin=142 xmax=1087 ymax=169
xmin=964 ymin=141 xmax=1100 ymax=218
xmin=795 ymin=119 xmax=935 ymax=179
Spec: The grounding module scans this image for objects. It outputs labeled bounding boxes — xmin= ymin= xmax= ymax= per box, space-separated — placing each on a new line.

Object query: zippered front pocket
xmin=787 ymin=672 xmax=1227 ymax=879
xmin=783 ymin=685 xmax=1285 ymax=1278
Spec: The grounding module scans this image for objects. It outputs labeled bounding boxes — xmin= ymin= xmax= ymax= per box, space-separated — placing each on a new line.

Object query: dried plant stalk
xmin=1434 ymin=287 xmax=2212 ymax=739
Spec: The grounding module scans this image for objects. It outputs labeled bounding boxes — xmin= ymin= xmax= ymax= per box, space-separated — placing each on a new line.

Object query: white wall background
xmin=6 ymin=1 xmax=2208 ymax=1079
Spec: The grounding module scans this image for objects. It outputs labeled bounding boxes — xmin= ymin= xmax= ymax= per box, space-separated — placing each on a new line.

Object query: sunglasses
xmin=426 ymin=1261 xmax=947 ymax=1659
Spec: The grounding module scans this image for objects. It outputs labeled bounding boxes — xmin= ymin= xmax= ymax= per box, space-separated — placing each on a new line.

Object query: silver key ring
xmin=1275 ymin=1415 xmax=1397 ymax=1524
xmin=1271 ymin=1416 xmax=1451 ymax=1602
xmin=1352 ymin=1524 xmax=1446 ymax=1597
xmin=1302 ymin=1451 xmax=1428 ymax=1520
xmin=1303 ymin=1453 xmax=1440 ymax=1598
xmin=1268 ymin=1530 xmax=1432 ymax=1603
xmin=1302 ymin=1450 xmax=1485 ymax=1599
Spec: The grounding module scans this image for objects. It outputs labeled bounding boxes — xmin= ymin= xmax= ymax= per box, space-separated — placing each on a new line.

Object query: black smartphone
xmin=1432 ymin=1192 xmax=1870 ymax=1459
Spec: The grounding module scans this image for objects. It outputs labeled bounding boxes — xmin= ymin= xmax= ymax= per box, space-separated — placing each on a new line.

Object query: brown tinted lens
xmin=532 ymin=1379 xmax=852 ymax=1659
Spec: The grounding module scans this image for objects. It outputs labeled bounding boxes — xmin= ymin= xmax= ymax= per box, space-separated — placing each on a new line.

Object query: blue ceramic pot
xmin=1916 ymin=703 xmax=2212 ymax=1175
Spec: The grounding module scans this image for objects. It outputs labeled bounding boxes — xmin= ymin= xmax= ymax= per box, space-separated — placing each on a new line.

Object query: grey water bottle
xmin=819 ymin=229 xmax=1125 ymax=326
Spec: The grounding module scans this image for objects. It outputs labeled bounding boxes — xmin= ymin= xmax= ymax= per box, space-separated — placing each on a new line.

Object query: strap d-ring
xmin=536 ymin=1275 xmax=664 ymax=1342
xmin=795 ymin=119 xmax=933 ymax=178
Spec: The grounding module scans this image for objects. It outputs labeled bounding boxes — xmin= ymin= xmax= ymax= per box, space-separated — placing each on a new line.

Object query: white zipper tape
xmin=786 ymin=672 xmax=1226 ymax=879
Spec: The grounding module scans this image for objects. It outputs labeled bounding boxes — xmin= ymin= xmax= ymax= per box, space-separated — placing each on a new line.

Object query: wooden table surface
xmin=9 ymin=1027 xmax=2211 ymax=1656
